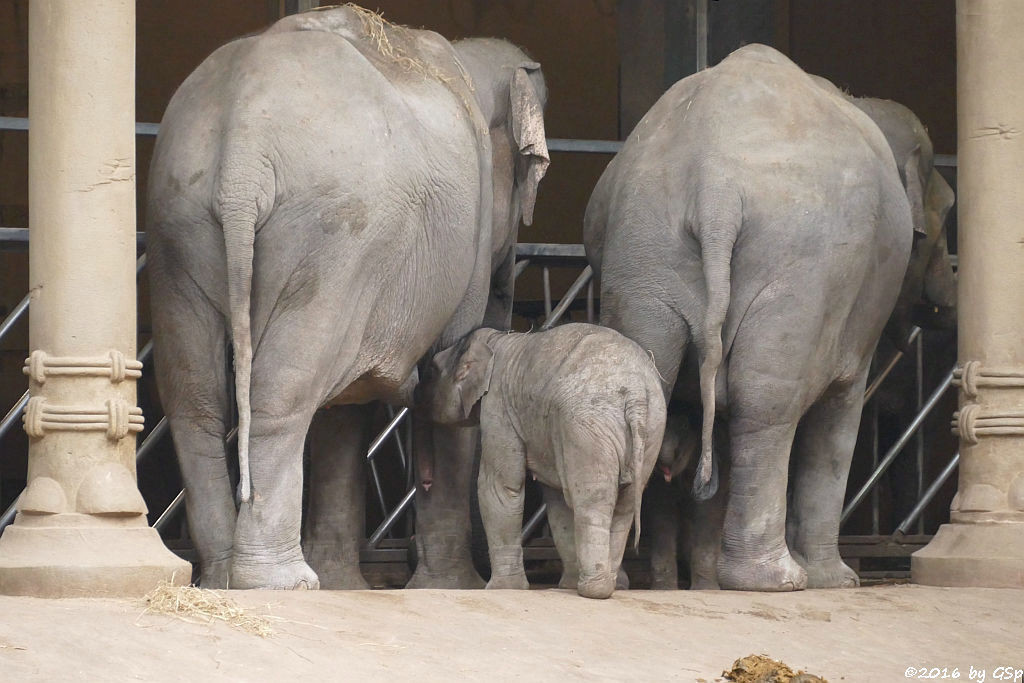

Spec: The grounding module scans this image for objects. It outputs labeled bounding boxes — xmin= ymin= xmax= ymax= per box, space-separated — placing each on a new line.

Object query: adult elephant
xmin=148 ymin=6 xmax=548 ymax=589
xmin=584 ymin=44 xmax=948 ymax=591
xmin=642 ymin=90 xmax=958 ymax=591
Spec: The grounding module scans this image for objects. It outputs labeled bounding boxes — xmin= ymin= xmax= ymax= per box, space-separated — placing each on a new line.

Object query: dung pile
xmin=722 ymin=654 xmax=828 ymax=683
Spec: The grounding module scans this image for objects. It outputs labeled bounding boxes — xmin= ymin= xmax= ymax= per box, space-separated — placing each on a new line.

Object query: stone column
xmin=913 ymin=0 xmax=1024 ymax=587
xmin=0 ymin=0 xmax=190 ymax=596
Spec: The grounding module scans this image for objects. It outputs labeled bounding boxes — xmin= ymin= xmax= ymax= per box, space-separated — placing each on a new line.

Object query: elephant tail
xmin=692 ymin=185 xmax=739 ymax=501
xmin=217 ymin=158 xmax=273 ymax=504
xmin=624 ymin=396 xmax=647 ymax=551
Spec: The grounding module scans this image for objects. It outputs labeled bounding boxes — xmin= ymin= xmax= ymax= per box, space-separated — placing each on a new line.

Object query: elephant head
xmin=850 ymin=97 xmax=957 ymax=346
xmin=453 ymin=38 xmax=550 ymax=250
xmin=417 ymin=328 xmax=499 ymax=427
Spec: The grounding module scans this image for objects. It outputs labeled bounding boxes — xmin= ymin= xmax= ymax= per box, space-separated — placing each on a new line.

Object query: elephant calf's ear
xmin=902 ymin=146 xmax=928 ymax=239
xmin=457 ymin=341 xmax=496 ymax=421
xmin=510 ymin=62 xmax=550 ymax=226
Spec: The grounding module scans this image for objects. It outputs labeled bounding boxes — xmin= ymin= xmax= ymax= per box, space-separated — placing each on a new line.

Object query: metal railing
xmin=0 ymin=112 xmax=961 ymax=565
xmin=0 ymin=231 xmax=961 ymax=562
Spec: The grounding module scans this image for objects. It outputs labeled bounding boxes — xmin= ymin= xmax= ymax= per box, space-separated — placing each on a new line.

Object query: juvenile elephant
xmin=585 ymin=44 xmax=951 ymax=591
xmin=148 ymin=6 xmax=548 ymax=589
xmin=417 ymin=324 xmax=666 ymax=599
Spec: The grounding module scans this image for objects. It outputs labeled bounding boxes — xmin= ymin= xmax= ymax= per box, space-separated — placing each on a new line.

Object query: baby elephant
xmin=418 ymin=323 xmax=666 ymax=599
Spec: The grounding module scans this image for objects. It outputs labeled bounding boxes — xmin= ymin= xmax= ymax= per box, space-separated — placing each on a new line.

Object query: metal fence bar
xmin=540 ymin=266 xmax=593 ymax=331
xmin=895 ymin=452 xmax=959 ymax=536
xmin=366 ymin=408 xmax=408 ymax=461
xmin=542 ymin=267 xmax=552 ymax=317
xmin=153 ymin=489 xmax=185 ymax=532
xmin=385 ymin=405 xmax=407 ymax=471
xmin=368 ymin=458 xmax=389 ymax=521
xmin=368 ymin=486 xmax=416 ymax=548
xmin=871 ymin=398 xmax=880 ymax=535
xmin=841 ymin=368 xmax=954 ymax=524
xmin=0 ymin=392 xmax=29 ymax=443
xmin=520 ymin=504 xmax=548 ymax=544
xmin=863 ymin=327 xmax=921 ymax=402
xmin=915 ymin=332 xmax=925 ymax=534
xmin=0 ymin=293 xmax=29 ymax=346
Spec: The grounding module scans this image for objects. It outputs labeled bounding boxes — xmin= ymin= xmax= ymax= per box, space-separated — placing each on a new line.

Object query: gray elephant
xmin=584 ymin=44 xmax=953 ymax=591
xmin=417 ymin=324 xmax=666 ymax=598
xmin=643 ymin=90 xmax=957 ymax=591
xmin=147 ymin=6 xmax=548 ymax=589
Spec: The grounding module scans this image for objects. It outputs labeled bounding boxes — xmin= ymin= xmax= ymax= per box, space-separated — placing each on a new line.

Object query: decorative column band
xmin=952 ymin=405 xmax=1024 ymax=445
xmin=22 ymin=350 xmax=142 ymax=385
xmin=954 ymin=360 xmax=1024 ymax=399
xmin=23 ymin=397 xmax=144 ymax=440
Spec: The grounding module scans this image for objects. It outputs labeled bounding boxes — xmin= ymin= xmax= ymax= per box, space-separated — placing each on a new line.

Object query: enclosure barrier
xmin=0 ymin=114 xmax=959 ymax=572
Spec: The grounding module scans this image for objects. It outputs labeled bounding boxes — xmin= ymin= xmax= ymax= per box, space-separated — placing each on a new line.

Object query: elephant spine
xmin=625 ymin=395 xmax=647 ymax=550
xmin=692 ymin=182 xmax=740 ymax=500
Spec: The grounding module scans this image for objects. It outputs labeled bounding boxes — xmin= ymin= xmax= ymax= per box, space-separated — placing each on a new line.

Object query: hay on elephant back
xmin=722 ymin=654 xmax=828 ymax=683
xmin=141 ymin=582 xmax=274 ymax=638
xmin=341 ymin=3 xmax=451 ymax=82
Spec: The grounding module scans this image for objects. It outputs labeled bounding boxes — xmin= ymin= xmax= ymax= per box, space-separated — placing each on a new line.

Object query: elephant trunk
xmin=692 ymin=185 xmax=739 ymax=501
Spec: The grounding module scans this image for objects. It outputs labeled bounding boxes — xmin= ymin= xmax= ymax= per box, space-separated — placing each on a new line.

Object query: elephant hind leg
xmin=303 ymin=404 xmax=372 ymax=590
xmin=541 ymin=484 xmax=579 ymax=590
xmin=152 ymin=272 xmax=235 ymax=589
xmin=717 ymin=399 xmax=807 ymax=591
xmin=787 ymin=372 xmax=868 ymax=589
xmin=647 ymin=479 xmax=681 ymax=590
xmin=563 ymin=452 xmax=619 ymax=599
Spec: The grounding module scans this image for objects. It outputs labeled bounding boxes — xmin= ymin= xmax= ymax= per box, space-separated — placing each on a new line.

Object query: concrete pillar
xmin=913 ymin=0 xmax=1024 ymax=587
xmin=0 ymin=0 xmax=189 ymax=596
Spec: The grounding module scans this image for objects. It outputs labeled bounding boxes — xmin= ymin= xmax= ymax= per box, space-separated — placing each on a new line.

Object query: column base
xmin=912 ymin=522 xmax=1024 ymax=588
xmin=0 ymin=516 xmax=192 ymax=597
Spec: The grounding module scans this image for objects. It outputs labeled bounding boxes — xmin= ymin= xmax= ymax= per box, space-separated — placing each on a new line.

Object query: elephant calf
xmin=418 ymin=324 xmax=667 ymax=599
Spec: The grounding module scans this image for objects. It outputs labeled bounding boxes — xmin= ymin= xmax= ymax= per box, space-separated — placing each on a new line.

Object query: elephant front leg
xmin=407 ymin=419 xmax=486 ymax=589
xmin=477 ymin=437 xmax=529 ymax=590
xmin=541 ymin=483 xmax=579 ymax=590
xmin=647 ymin=478 xmax=681 ymax=590
xmin=303 ymin=405 xmax=372 ymax=590
xmin=232 ymin=411 xmax=319 ymax=590
xmin=717 ymin=416 xmax=807 ymax=592
xmin=787 ymin=376 xmax=867 ymax=589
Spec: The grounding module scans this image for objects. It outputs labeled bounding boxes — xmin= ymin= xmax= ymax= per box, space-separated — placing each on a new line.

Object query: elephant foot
xmin=305 ymin=545 xmax=370 ymax=590
xmin=486 ymin=573 xmax=530 ymax=590
xmin=311 ymin=561 xmax=370 ymax=590
xmin=577 ymin=572 xmax=615 ymax=599
xmin=800 ymin=557 xmax=859 ymax=589
xmin=615 ymin=566 xmax=630 ymax=590
xmin=688 ymin=575 xmax=720 ymax=590
xmin=406 ymin=563 xmax=485 ymax=589
xmin=557 ymin=571 xmax=579 ymax=590
xmin=231 ymin=557 xmax=320 ymax=590
xmin=717 ymin=550 xmax=807 ymax=592
xmin=650 ymin=576 xmax=679 ymax=590
xmin=199 ymin=557 xmax=231 ymax=589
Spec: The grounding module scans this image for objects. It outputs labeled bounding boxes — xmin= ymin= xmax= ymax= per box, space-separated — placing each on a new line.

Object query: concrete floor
xmin=0 ymin=584 xmax=1021 ymax=682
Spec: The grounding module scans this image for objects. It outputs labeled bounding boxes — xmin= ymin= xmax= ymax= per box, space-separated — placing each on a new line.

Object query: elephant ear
xmin=902 ymin=146 xmax=928 ymax=239
xmin=510 ymin=62 xmax=550 ymax=226
xmin=926 ymin=167 xmax=955 ymax=237
xmin=455 ymin=336 xmax=496 ymax=421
